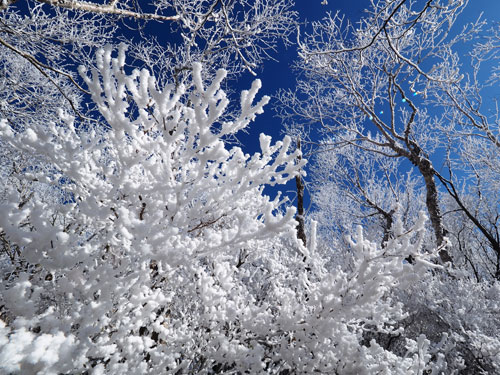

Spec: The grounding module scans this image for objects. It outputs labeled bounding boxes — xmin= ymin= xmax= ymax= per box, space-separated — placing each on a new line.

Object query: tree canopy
xmin=1 ymin=1 xmax=499 ymax=374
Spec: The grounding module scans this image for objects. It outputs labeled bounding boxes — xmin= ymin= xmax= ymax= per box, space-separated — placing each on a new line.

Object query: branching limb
xmin=0 ymin=35 xmax=88 ymax=119
xmin=35 ymin=0 xmax=180 ymax=21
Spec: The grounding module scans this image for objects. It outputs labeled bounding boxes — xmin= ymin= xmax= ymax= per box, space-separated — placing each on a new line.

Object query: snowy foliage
xmin=278 ymin=0 xmax=500 ymax=373
xmin=0 ymin=45 xmax=299 ymax=373
xmin=1 ymin=0 xmax=499 ymax=374
xmin=0 ymin=45 xmax=445 ymax=374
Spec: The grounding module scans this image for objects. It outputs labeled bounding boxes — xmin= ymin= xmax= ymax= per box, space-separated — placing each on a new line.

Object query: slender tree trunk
xmin=416 ymin=157 xmax=453 ymax=264
xmin=295 ymin=137 xmax=306 ymax=247
xmin=381 ymin=209 xmax=395 ymax=247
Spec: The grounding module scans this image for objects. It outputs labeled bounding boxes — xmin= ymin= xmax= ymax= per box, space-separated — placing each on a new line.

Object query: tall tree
xmin=277 ymin=1 xmax=500 ymax=371
xmin=278 ymin=0 xmax=499 ymax=265
xmin=0 ymin=45 xmax=302 ymax=373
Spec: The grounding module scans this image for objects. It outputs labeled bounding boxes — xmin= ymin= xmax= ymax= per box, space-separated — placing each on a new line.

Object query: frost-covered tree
xmin=0 ymin=44 xmax=299 ymax=373
xmin=0 ymin=0 xmax=299 ymax=305
xmin=0 ymin=44 xmax=446 ymax=375
xmin=278 ymin=0 xmax=499 ymax=266
xmin=277 ymin=0 xmax=500 ymax=372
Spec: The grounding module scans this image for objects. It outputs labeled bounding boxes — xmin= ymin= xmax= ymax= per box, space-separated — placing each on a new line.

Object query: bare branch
xmin=35 ymin=0 xmax=180 ymax=21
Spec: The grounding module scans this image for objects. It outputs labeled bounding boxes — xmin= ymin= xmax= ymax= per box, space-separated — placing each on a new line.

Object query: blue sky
xmin=234 ymin=0 xmax=500 ymax=210
xmin=236 ymin=1 xmax=370 ymax=207
xmin=11 ymin=0 xmax=500 ymax=212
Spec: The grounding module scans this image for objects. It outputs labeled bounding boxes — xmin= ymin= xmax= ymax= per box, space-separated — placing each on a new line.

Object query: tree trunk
xmin=295 ymin=137 xmax=306 ymax=247
xmin=381 ymin=209 xmax=395 ymax=247
xmin=416 ymin=157 xmax=453 ymax=264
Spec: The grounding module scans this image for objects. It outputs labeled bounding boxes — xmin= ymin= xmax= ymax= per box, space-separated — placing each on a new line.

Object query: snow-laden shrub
xmin=396 ymin=271 xmax=500 ymax=374
xmin=1 ymin=46 xmax=441 ymax=374
xmin=0 ymin=44 xmax=300 ymax=373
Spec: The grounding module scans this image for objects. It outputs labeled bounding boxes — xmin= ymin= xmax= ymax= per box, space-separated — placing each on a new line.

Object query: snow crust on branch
xmin=0 ymin=45 xmax=304 ymax=372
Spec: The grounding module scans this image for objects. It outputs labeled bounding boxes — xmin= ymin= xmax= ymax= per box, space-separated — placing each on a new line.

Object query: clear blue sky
xmin=236 ymin=0 xmax=500 ymax=209
xmin=237 ymin=1 xmax=369 ymax=206
xmin=13 ymin=0 xmax=499 ymax=210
